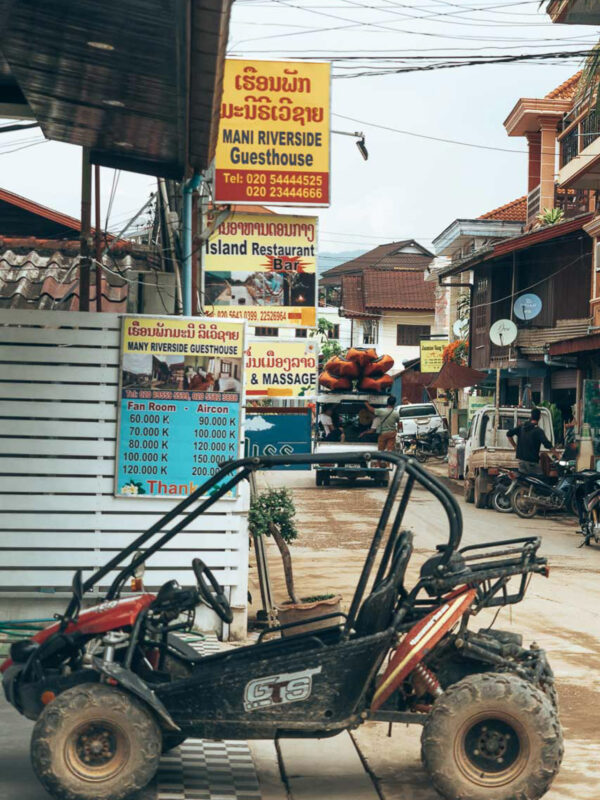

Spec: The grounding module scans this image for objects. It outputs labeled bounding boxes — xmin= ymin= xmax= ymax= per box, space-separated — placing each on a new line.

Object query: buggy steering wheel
xmin=192 ymin=558 xmax=233 ymax=624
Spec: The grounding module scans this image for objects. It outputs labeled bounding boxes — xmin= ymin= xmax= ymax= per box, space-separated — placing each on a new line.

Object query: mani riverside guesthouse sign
xmin=214 ymin=59 xmax=331 ymax=207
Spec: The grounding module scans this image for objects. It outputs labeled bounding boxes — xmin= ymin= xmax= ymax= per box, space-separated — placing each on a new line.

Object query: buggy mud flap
xmin=371 ymin=587 xmax=476 ymax=711
xmin=92 ymin=657 xmax=180 ymax=731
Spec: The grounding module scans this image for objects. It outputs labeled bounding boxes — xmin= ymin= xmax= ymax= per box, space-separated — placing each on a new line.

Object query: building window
xmin=362 ymin=320 xmax=378 ymax=345
xmin=327 ymin=324 xmax=340 ymax=340
xmin=396 ymin=324 xmax=431 ymax=346
xmin=255 ymin=327 xmax=279 ymax=337
xmin=295 ymin=328 xmax=308 ymax=338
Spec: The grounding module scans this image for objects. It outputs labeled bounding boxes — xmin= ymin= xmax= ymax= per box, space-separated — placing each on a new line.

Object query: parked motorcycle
xmin=511 ymin=461 xmax=600 ymax=519
xmin=578 ymin=477 xmax=600 ymax=546
xmin=490 ymin=467 xmax=515 ymax=514
xmin=400 ymin=425 xmax=449 ymax=463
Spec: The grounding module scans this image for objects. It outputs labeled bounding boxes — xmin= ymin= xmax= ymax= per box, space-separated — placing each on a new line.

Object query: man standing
xmin=507 ymin=407 xmax=554 ymax=475
xmin=365 ymin=396 xmax=399 ymax=467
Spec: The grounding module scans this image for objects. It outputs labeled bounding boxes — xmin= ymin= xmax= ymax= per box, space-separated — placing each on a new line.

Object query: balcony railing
xmin=527 ymin=183 xmax=590 ymax=228
xmin=560 ymin=105 xmax=600 ymax=168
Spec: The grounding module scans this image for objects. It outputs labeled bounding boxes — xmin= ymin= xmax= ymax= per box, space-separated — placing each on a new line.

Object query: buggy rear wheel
xmin=30 ymin=683 xmax=162 ymax=800
xmin=421 ymin=673 xmax=562 ymax=800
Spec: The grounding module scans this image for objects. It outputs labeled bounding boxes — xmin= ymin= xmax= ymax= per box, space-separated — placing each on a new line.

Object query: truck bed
xmin=469 ymin=448 xmax=519 ymax=470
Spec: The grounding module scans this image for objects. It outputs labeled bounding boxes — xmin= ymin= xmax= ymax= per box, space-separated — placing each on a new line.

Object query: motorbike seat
xmin=354 ymin=532 xmax=413 ymax=637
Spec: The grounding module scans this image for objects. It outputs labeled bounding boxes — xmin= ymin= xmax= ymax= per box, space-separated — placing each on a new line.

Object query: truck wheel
xmin=31 ymin=683 xmax=162 ymax=800
xmin=464 ymin=477 xmax=474 ymax=504
xmin=474 ymin=475 xmax=488 ymax=509
xmin=322 ymin=471 xmax=331 ymax=487
xmin=316 ymin=471 xmax=323 ymax=487
xmin=421 ymin=673 xmax=563 ymax=800
xmin=512 ymin=487 xmax=538 ymax=519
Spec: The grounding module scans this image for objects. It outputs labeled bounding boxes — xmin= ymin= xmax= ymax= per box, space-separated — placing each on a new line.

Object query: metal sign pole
xmin=494 ymin=365 xmax=501 ymax=446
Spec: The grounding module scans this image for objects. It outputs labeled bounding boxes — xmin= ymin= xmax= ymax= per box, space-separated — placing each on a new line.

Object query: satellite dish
xmin=452 ymin=318 xmax=468 ymax=338
xmin=513 ymin=293 xmax=542 ymax=321
xmin=489 ymin=319 xmax=517 ymax=347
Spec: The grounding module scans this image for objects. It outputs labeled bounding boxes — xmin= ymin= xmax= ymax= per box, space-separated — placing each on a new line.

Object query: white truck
xmin=463 ymin=405 xmax=555 ymax=508
xmin=314 ymin=393 xmax=392 ymax=487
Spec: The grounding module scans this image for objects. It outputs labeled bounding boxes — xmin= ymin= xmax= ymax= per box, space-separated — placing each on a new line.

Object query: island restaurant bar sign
xmin=116 ymin=316 xmax=244 ymax=498
xmin=205 ymin=212 xmax=317 ymax=327
xmin=215 ymin=59 xmax=330 ymax=207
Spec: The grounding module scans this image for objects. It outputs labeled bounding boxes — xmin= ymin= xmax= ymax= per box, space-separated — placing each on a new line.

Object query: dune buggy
xmin=1 ymin=452 xmax=562 ymax=800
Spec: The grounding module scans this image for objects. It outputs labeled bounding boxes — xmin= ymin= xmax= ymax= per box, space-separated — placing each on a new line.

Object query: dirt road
xmin=252 ymin=468 xmax=600 ymax=800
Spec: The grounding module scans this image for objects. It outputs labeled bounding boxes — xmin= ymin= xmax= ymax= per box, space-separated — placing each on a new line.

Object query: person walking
xmin=507 ymin=407 xmax=555 ymax=475
xmin=364 ymin=396 xmax=399 ymax=468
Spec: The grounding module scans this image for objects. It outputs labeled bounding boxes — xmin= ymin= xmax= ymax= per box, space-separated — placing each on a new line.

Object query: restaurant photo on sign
xmin=205 ymin=212 xmax=317 ymax=327
xmin=116 ymin=316 xmax=245 ymax=498
xmin=214 ymin=58 xmax=331 ymax=207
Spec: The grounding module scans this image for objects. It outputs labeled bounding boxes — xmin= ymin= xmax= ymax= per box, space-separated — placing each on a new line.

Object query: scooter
xmin=1 ymin=453 xmax=562 ymax=800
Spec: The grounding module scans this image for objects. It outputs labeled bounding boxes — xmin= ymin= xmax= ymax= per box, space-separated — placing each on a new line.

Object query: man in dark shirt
xmin=507 ymin=407 xmax=555 ymax=474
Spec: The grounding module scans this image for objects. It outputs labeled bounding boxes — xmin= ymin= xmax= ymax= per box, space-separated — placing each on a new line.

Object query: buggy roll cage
xmin=60 ymin=452 xmax=461 ymax=635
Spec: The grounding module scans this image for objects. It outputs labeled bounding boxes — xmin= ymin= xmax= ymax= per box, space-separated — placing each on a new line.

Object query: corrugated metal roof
xmin=0 ymin=187 xmax=81 ymax=232
xmin=0 ymin=242 xmax=133 ymax=311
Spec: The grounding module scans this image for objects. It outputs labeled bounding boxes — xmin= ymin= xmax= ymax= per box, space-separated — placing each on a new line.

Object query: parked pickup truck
xmin=463 ymin=405 xmax=554 ymax=508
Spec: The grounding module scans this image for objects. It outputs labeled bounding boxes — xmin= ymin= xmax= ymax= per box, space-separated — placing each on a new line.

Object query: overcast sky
xmin=1 ymin=0 xmax=596 ymax=262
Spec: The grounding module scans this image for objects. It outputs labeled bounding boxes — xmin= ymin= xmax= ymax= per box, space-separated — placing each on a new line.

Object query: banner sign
xmin=205 ymin=212 xmax=317 ymax=327
xmin=214 ymin=59 xmax=330 ymax=207
xmin=468 ymin=394 xmax=494 ymax=420
xmin=245 ymin=339 xmax=318 ymax=398
xmin=116 ymin=315 xmax=244 ymax=498
xmin=420 ymin=339 xmax=448 ymax=373
xmin=244 ymin=408 xmax=312 ymax=470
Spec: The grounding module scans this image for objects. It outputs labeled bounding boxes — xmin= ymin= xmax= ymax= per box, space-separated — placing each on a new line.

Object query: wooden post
xmin=494 ymin=365 xmax=501 ymax=446
xmin=79 ymin=148 xmax=92 ymax=312
xmin=94 ymin=164 xmax=102 ymax=312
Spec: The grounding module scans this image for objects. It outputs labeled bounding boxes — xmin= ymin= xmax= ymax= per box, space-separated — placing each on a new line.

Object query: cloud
xmin=244 ymin=415 xmax=275 ymax=432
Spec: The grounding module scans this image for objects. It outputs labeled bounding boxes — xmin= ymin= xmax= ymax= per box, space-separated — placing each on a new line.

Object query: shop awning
xmin=549 ymin=332 xmax=600 ymax=356
xmin=0 ymin=0 xmax=231 ymax=179
xmin=428 ymin=361 xmax=487 ymax=389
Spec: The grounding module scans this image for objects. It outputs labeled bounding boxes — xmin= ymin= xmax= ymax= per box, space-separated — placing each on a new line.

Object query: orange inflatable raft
xmin=358 ymin=374 xmax=393 ymax=393
xmin=319 ymin=371 xmax=353 ymax=391
xmin=363 ymin=354 xmax=394 ymax=377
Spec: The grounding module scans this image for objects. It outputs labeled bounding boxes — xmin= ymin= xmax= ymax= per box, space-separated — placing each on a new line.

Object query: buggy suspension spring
xmin=413 ymin=662 xmax=442 ymax=697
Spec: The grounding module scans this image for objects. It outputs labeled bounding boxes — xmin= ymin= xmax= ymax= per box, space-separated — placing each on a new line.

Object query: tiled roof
xmin=364 ymin=269 xmax=436 ymax=311
xmin=478 ymin=195 xmax=527 ymax=222
xmin=545 ymin=72 xmax=582 ymax=101
xmin=342 ymin=268 xmax=436 ymax=313
xmin=0 ymin=239 xmax=136 ymax=311
xmin=321 ymin=240 xmax=433 ymax=284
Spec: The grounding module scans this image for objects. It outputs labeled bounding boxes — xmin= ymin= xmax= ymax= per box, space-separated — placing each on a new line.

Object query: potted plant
xmin=248 ymin=487 xmax=342 ymax=634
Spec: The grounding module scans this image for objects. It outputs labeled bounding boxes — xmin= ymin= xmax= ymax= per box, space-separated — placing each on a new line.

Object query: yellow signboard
xmin=215 ymin=59 xmax=331 ymax=206
xmin=246 ymin=339 xmax=318 ymax=398
xmin=205 ymin=212 xmax=317 ymax=327
xmin=420 ymin=339 xmax=448 ymax=373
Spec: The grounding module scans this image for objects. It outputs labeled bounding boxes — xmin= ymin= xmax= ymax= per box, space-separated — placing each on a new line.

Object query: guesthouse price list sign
xmin=115 ymin=315 xmax=245 ymax=498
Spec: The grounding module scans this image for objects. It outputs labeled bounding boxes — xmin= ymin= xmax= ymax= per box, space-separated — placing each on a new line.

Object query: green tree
xmin=312 ymin=317 xmax=343 ymax=362
xmin=249 ymin=488 xmax=299 ymax=604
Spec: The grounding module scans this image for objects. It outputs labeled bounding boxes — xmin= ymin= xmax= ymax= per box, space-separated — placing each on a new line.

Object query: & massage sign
xmin=116 ymin=315 xmax=244 ymax=498
xmin=205 ymin=211 xmax=317 ymax=327
xmin=215 ymin=59 xmax=331 ymax=207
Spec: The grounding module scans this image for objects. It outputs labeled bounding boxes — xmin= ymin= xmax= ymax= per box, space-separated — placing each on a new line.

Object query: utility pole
xmin=80 ymin=148 xmax=92 ymax=312
xmin=94 ymin=164 xmax=102 ymax=312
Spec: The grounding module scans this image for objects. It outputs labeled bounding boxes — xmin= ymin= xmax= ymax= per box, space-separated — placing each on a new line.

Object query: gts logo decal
xmin=244 ymin=667 xmax=322 ymax=711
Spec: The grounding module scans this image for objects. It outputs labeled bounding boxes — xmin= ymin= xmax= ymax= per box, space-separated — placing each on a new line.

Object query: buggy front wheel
xmin=421 ymin=673 xmax=563 ymax=800
xmin=30 ymin=683 xmax=162 ymax=800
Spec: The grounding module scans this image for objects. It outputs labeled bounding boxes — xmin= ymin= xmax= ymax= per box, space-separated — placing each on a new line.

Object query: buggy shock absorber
xmin=412 ymin=662 xmax=442 ymax=698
